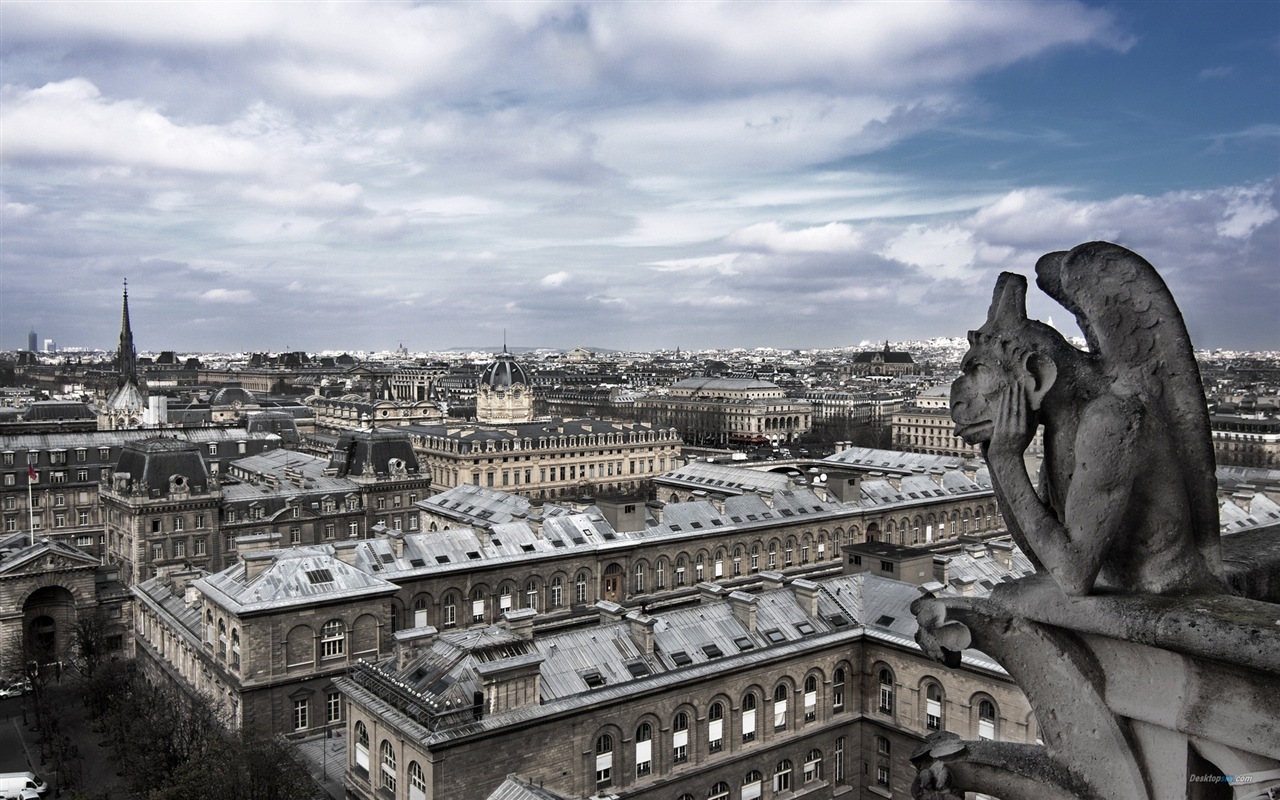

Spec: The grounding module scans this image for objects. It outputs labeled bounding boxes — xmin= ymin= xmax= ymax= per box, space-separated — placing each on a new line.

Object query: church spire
xmin=118 ymin=279 xmax=138 ymax=386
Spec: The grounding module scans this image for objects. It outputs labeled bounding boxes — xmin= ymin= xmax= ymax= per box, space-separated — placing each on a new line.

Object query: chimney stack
xmin=792 ymin=579 xmax=821 ymax=616
xmin=728 ymin=591 xmax=757 ymax=632
xmin=394 ymin=625 xmax=438 ymax=671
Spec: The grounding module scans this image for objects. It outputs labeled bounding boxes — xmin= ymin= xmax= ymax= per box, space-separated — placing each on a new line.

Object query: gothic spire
xmin=118 ymin=279 xmax=138 ymax=386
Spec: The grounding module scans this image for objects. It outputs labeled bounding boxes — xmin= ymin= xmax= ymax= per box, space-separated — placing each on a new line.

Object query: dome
xmin=479 ymin=350 xmax=529 ymax=389
xmin=210 ymin=387 xmax=255 ymax=407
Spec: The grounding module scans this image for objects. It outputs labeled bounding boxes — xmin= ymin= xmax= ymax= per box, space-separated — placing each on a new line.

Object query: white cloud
xmin=2 ymin=79 xmax=265 ymax=173
xmin=729 ymin=221 xmax=863 ymax=254
xmin=242 ymin=182 xmax=364 ymax=210
xmin=881 ymin=224 xmax=981 ymax=281
xmin=650 ymin=254 xmax=742 ymax=275
xmin=1217 ymin=186 xmax=1278 ymax=239
xmin=200 ymin=288 xmax=255 ymax=304
xmin=541 ymin=271 xmax=571 ymax=287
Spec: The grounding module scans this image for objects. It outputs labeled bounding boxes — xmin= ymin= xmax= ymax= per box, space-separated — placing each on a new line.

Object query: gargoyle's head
xmin=951 ymin=273 xmax=1070 ymax=444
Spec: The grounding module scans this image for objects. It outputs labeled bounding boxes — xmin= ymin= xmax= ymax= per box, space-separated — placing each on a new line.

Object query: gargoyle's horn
xmin=981 ymin=272 xmax=1028 ymax=331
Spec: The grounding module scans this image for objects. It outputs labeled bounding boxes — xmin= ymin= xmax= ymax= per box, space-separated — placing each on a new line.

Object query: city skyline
xmin=2 ymin=1 xmax=1277 ymax=353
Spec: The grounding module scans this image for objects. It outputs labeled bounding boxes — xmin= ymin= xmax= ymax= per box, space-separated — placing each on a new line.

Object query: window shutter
xmin=743 ymin=709 xmax=756 ymax=735
xmin=709 ymin=719 xmax=723 ymax=742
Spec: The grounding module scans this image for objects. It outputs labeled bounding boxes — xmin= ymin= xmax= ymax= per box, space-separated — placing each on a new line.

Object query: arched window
xmin=926 ymin=682 xmax=944 ymax=730
xmin=321 ymin=619 xmax=344 ymax=658
xmin=833 ymin=668 xmax=845 ymax=711
xmin=217 ymin=619 xmax=227 ymax=658
xmin=525 ymin=579 xmax=538 ymax=610
xmin=498 ymin=584 xmax=513 ymax=612
xmin=408 ymin=761 xmax=427 ymax=800
xmin=772 ymin=683 xmax=790 ymax=731
xmin=707 ymin=781 xmax=729 ymax=800
xmin=413 ymin=596 xmax=430 ymax=628
xmin=443 ymin=592 xmax=458 ymax=627
xmin=595 ymin=734 xmax=614 ymax=789
xmin=878 ymin=668 xmax=895 ymax=714
xmin=471 ymin=587 xmax=486 ymax=622
xmin=550 ymin=576 xmax=563 ymax=609
xmin=978 ymin=698 xmax=997 ymax=740
xmin=708 ymin=701 xmax=725 ymax=752
xmin=575 ymin=571 xmax=588 ymax=604
xmin=230 ymin=629 xmax=241 ymax=670
xmin=803 ymin=748 xmax=823 ymax=783
xmin=741 ymin=692 xmax=758 ymax=742
xmin=773 ymin=760 xmax=793 ymax=793
xmin=673 ymin=711 xmax=689 ymax=763
xmin=675 ymin=556 xmax=687 ymax=586
xmin=380 ymin=740 xmax=397 ymax=792
xmin=742 ymin=770 xmax=764 ymax=800
xmin=354 ymin=721 xmax=370 ymax=772
xmin=635 ymin=722 xmax=653 ymax=777
xmin=803 ymin=675 xmax=818 ymax=722
xmin=656 ymin=559 xmax=666 ymax=589
xmin=634 ymin=562 xmax=646 ymax=593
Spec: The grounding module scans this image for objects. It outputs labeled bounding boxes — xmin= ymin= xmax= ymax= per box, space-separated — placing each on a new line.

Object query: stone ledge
xmin=986 ymin=573 xmax=1280 ymax=674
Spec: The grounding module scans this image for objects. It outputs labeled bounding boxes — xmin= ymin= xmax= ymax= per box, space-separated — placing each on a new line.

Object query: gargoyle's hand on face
xmin=987 ymin=382 xmax=1035 ymax=459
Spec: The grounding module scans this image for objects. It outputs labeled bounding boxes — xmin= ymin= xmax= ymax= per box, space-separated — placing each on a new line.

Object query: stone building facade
xmin=0 ymin=532 xmax=131 ymax=677
xmin=633 ymin=378 xmax=812 ymax=447
xmin=1 ymin=428 xmax=282 ymax=561
xmin=404 ymin=419 xmax=682 ymax=501
xmin=336 ymin=571 xmax=1034 ymax=800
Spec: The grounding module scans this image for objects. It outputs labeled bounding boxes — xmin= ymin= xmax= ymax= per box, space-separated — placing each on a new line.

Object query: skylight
xmin=304 ymin=568 xmax=334 ymax=584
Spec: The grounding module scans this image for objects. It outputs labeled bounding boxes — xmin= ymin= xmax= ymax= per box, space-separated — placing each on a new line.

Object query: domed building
xmin=475 ymin=346 xmax=533 ymax=424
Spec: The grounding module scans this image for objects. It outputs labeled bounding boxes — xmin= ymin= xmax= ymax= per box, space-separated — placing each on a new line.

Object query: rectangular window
xmin=673 ymin=728 xmax=688 ymax=763
xmin=194 ymin=538 xmax=207 ymax=556
xmin=326 ymin=692 xmax=341 ymax=724
xmin=173 ymin=516 xmax=184 ymax=531
xmin=195 ymin=514 xmax=205 ymax=528
xmin=293 ymin=699 xmax=308 ymax=731
xmin=325 ymin=524 xmax=336 ymax=540
xmin=76 ymin=469 xmax=89 ymax=482
xmin=99 ymin=448 xmax=111 ymax=460
xmin=835 ymin=737 xmax=845 ymax=782
xmin=174 ymin=540 xmax=186 ymax=558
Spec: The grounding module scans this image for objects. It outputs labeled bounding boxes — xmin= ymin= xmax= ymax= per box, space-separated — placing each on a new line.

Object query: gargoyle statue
xmin=950 ymin=241 xmax=1223 ymax=596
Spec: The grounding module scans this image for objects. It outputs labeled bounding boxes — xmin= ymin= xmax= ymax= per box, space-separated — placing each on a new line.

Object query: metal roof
xmin=197 ymin=546 xmax=398 ymax=614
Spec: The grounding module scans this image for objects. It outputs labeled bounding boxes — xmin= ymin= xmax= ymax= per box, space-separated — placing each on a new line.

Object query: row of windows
xmin=589 ymin=671 xmax=850 ymax=791
xmin=669 ymin=743 xmax=840 ymax=800
xmin=2 ymin=447 xmax=111 ymax=465
xmin=875 ymin=666 xmax=1001 ymax=739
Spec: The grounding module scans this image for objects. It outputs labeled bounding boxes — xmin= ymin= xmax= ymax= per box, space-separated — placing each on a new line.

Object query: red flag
xmin=27 ymin=464 xmax=36 ymax=482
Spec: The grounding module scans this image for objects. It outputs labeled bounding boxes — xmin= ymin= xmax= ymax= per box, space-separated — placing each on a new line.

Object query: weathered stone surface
xmin=950 ymin=242 xmax=1222 ymax=597
xmin=913 ymin=242 xmax=1280 ymax=800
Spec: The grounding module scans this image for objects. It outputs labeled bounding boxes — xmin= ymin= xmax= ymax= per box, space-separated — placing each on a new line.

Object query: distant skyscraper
xmin=27 ymin=329 xmax=36 ymax=352
xmin=43 ymin=339 xmax=57 ymax=353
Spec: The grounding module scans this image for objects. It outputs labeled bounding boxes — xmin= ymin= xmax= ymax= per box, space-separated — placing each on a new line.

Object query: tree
xmin=150 ymin=728 xmax=318 ymax=800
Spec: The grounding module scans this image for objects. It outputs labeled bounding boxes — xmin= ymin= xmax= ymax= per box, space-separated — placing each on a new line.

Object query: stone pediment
xmin=0 ymin=539 xmax=100 ymax=577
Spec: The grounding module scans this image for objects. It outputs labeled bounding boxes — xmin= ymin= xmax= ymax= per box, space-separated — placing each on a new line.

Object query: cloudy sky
xmin=2 ymin=1 xmax=1277 ymax=354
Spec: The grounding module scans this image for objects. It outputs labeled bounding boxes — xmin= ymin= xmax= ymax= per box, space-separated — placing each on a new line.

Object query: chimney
xmin=697 ymin=582 xmax=726 ymax=604
xmin=988 ymin=540 xmax=1014 ymax=569
xmin=503 ymin=608 xmax=537 ymax=640
xmin=332 ymin=540 xmax=361 ymax=567
xmin=929 ymin=468 xmax=946 ymax=486
xmin=953 ymin=577 xmax=977 ymax=596
xmin=791 ymin=578 xmax=820 ymax=616
xmin=596 ymin=600 xmax=627 ymax=623
xmin=728 ymin=591 xmax=757 ymax=632
xmin=242 ymin=551 xmax=275 ymax=582
xmin=385 ymin=529 xmax=405 ymax=559
xmin=709 ymin=495 xmax=727 ymax=514
xmin=527 ymin=512 xmax=544 ymax=540
xmin=930 ymin=555 xmax=948 ymax=585
xmin=627 ymin=611 xmax=656 ymax=656
xmin=1231 ymin=492 xmax=1255 ymax=515
xmin=394 ymin=625 xmax=438 ymax=671
xmin=759 ymin=571 xmax=787 ymax=591
xmin=887 ymin=475 xmax=902 ymax=492
xmin=235 ymin=531 xmax=282 ymax=556
xmin=961 ymin=460 xmax=979 ymax=482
